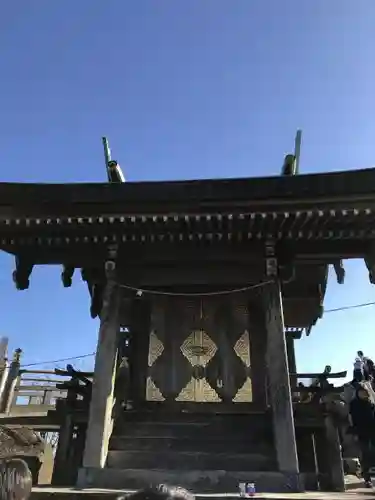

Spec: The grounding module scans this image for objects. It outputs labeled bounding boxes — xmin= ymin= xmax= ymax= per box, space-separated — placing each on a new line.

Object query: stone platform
xmin=31 ymin=482 xmax=374 ymax=500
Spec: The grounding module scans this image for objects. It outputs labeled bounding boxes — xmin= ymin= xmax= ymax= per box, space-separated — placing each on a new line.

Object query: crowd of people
xmin=352 ymin=351 xmax=375 ymax=385
xmin=348 ymin=350 xmax=375 ymax=488
xmin=294 ymin=350 xmax=375 ymax=488
xmin=0 ymin=457 xmax=194 ymax=500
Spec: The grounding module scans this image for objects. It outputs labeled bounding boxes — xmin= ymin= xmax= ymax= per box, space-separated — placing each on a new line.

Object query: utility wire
xmin=119 ymin=280 xmax=272 ymax=297
xmin=18 ymin=298 xmax=375 ymax=369
xmin=21 ymin=352 xmax=95 ymax=368
xmin=325 ymin=301 xmax=375 ymax=314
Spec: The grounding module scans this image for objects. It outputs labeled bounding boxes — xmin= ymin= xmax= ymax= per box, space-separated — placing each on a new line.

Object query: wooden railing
xmin=0 ymin=364 xmax=93 ymax=417
xmin=9 ymin=372 xmax=68 ymax=416
xmin=290 ymin=369 xmax=348 ymax=403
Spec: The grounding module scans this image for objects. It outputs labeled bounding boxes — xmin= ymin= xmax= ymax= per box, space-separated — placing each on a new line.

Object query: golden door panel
xmin=233 ymin=330 xmax=253 ymax=402
xmin=176 ymin=328 xmax=221 ymax=402
xmin=146 ymin=329 xmax=166 ymax=401
xmin=145 ymin=297 xmax=253 ymax=403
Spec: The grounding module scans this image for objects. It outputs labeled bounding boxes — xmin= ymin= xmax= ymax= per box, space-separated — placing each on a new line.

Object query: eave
xmin=0 ymin=209 xmax=374 ymax=263
xmin=1 ymin=166 xmax=375 ymax=216
xmin=0 ymin=169 xmax=375 ymax=254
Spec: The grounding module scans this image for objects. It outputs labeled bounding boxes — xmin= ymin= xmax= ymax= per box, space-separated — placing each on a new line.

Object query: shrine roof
xmin=1 ymin=167 xmax=375 ymax=216
xmin=0 ymin=168 xmax=375 ymax=262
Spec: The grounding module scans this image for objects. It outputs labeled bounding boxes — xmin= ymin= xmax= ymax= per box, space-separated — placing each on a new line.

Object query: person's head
xmin=357 ymin=386 xmax=370 ymax=401
xmin=0 ymin=459 xmax=32 ymax=500
xmin=324 ymin=365 xmax=332 ymax=374
xmin=123 ymin=485 xmax=194 ymax=500
xmin=358 ymin=351 xmax=364 ymax=358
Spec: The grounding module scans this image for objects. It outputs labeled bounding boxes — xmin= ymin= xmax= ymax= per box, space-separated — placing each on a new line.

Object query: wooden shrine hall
xmin=1 ymin=145 xmax=375 ymax=492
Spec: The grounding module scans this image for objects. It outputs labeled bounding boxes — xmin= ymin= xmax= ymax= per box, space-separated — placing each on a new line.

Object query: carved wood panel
xmin=145 ymin=295 xmax=253 ymax=404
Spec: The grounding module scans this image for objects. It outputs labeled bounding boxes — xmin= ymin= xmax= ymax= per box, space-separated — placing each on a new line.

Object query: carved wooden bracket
xmin=90 ymin=283 xmax=104 ymax=319
xmin=265 ymin=241 xmax=278 ymax=277
xmin=61 ymin=265 xmax=75 ymax=287
xmin=333 ymin=260 xmax=345 ymax=284
xmin=365 ymin=243 xmax=375 ymax=284
xmin=12 ymin=256 xmax=34 ymax=290
xmin=280 ymin=264 xmax=296 ymax=284
xmin=85 ymin=245 xmax=119 ymax=318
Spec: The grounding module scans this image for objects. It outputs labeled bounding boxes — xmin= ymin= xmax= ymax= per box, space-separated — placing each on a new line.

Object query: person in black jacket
xmin=349 ymin=385 xmax=375 ymax=487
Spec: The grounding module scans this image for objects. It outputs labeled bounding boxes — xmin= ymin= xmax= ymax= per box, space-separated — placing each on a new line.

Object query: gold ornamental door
xmin=145 ymin=296 xmax=253 ymax=406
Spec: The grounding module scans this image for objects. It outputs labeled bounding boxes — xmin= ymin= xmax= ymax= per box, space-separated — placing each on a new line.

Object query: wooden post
xmin=77 ymin=249 xmax=121 ymax=486
xmin=324 ymin=415 xmax=345 ymax=492
xmin=264 ymin=242 xmax=301 ymax=491
xmin=0 ymin=337 xmax=9 ymax=410
xmin=286 ymin=334 xmax=297 ymax=389
xmin=295 ymin=428 xmax=319 ymax=490
xmin=52 ymin=413 xmax=74 ymax=486
xmin=1 ymin=348 xmax=22 ymax=414
xmin=53 ymin=381 xmax=80 ymax=485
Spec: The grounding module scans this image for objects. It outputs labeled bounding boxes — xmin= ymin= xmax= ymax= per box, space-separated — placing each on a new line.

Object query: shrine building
xmin=0 ymin=150 xmax=374 ymax=492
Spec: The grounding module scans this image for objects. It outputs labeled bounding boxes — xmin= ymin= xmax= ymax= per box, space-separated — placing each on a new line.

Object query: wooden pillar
xmin=70 ymin=424 xmax=87 ymax=485
xmin=77 ymin=251 xmax=121 ymax=486
xmin=324 ymin=415 xmax=345 ymax=492
xmin=295 ymin=428 xmax=319 ymax=490
xmin=131 ymin=297 xmax=151 ymax=406
xmin=286 ymin=334 xmax=297 ymax=388
xmin=286 ymin=335 xmax=296 ymax=374
xmin=263 ymin=268 xmax=301 ymax=489
xmin=315 ymin=428 xmax=330 ymax=490
xmin=52 ymin=414 xmax=74 ymax=486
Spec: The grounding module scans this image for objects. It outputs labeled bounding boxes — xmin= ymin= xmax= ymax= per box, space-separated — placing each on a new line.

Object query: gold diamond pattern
xmin=233 ymin=330 xmax=251 ymax=367
xmin=146 ymin=376 xmax=165 ymax=401
xmin=233 ymin=377 xmax=253 ymax=402
xmin=148 ymin=330 xmax=164 ymax=367
xmin=176 ymin=377 xmax=222 ymax=402
xmin=175 ymin=377 xmax=195 ymax=401
xmin=180 ymin=329 xmax=217 ymax=367
xmin=146 ymin=303 xmax=253 ymax=405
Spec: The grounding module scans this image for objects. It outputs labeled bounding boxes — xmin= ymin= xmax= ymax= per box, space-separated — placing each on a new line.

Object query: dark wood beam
xmin=295 ymin=371 xmax=347 ymax=380
xmin=0 ymin=238 xmax=370 ymax=265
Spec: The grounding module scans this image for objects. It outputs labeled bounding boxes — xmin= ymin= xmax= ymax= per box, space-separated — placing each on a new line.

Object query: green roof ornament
xmin=102 ymin=137 xmax=125 ymax=183
xmin=281 ymin=129 xmax=302 ymax=176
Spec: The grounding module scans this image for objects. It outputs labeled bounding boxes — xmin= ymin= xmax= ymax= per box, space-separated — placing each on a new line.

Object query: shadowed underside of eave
xmin=0 ymin=208 xmax=374 ymax=264
xmin=0 ymin=201 xmax=375 ymax=238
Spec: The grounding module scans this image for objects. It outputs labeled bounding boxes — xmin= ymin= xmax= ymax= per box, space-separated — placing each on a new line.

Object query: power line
xmin=325 ymin=301 xmax=375 ymax=314
xmin=21 ymin=352 xmax=95 ymax=368
xmin=119 ymin=280 xmax=272 ymax=297
xmin=18 ymin=298 xmax=375 ymax=369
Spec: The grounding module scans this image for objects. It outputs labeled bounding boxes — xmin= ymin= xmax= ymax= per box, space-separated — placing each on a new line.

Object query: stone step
xmin=82 ymin=467 xmax=300 ymax=493
xmin=106 ymin=450 xmax=276 ymax=471
xmin=117 ymin=413 xmax=272 ymax=433
xmin=110 ymin=435 xmax=274 ymax=454
xmin=113 ymin=420 xmax=273 ymax=442
xmin=121 ymin=410 xmax=270 ymax=424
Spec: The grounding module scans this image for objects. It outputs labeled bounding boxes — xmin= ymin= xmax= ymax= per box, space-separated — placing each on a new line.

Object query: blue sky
xmin=0 ymin=1 xmax=375 ymax=381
